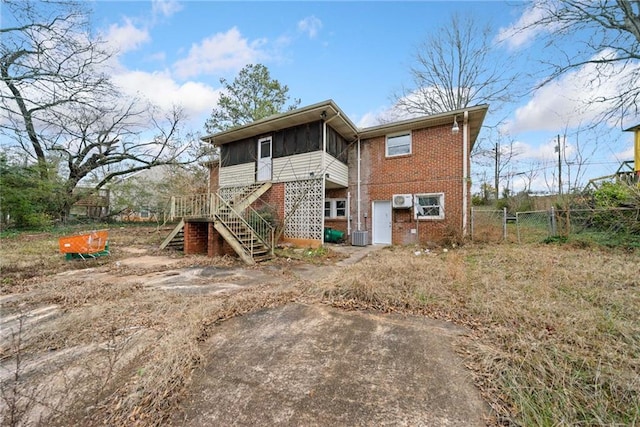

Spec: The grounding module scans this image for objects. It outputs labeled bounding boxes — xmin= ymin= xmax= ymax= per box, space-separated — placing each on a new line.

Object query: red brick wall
xmin=184 ymin=221 xmax=208 ymax=254
xmin=207 ymin=223 xmax=237 ymax=257
xmin=325 ymin=218 xmax=347 ymax=235
xmin=253 ymin=183 xmax=285 ymax=223
xmin=185 ymin=221 xmax=239 ymax=258
xmin=251 ymin=183 xmax=285 ymax=243
xmin=326 ymin=188 xmax=347 ymax=199
xmin=349 ymin=124 xmax=469 ymax=245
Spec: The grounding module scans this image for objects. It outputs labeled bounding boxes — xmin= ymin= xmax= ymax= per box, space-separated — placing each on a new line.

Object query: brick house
xmin=165 ymin=100 xmax=487 ymax=264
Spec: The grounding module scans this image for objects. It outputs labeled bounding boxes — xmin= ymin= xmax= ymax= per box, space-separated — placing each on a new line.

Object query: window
xmin=414 ymin=193 xmax=445 ymax=220
xmin=386 ymin=132 xmax=411 ymax=157
xmin=324 ymin=198 xmax=347 ymax=218
xmin=259 ymin=138 xmax=271 ymax=158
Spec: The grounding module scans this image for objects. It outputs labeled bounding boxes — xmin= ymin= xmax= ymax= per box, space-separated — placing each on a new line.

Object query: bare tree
xmin=51 ymin=103 xmax=194 ymax=215
xmin=512 ymin=0 xmax=640 ymax=123
xmin=1 ymin=0 xmax=197 ymax=219
xmin=1 ymin=0 xmax=111 ymax=176
xmin=475 ymin=130 xmax=522 ymax=199
xmin=391 ymin=13 xmax=518 ymax=116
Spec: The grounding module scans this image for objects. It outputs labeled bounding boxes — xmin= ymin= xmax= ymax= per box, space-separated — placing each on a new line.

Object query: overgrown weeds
xmin=1 ymin=225 xmax=302 ymax=426
xmin=0 ymin=225 xmax=171 ymax=287
xmin=313 ymin=244 xmax=640 ymax=425
xmin=3 ymin=228 xmax=639 ymax=425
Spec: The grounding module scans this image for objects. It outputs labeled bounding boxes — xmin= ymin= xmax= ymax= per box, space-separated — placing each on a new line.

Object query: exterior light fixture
xmin=452 ymin=116 xmax=460 ymax=134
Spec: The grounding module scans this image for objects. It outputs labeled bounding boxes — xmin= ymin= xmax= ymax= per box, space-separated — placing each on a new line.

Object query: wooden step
xmin=160 ymin=220 xmax=185 ymax=250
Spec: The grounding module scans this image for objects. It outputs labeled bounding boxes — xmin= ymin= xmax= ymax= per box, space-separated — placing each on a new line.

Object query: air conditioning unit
xmin=351 ymin=231 xmax=368 ymax=247
xmin=392 ymin=194 xmax=413 ymax=209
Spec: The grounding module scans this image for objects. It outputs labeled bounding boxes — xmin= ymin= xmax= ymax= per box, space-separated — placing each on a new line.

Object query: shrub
xmin=0 ymin=157 xmax=68 ymax=229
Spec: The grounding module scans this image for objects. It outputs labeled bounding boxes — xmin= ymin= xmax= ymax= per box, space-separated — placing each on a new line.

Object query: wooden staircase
xmin=228 ymin=182 xmax=272 ymax=211
xmin=160 ymin=219 xmax=184 ymax=250
xmin=213 ymin=204 xmax=273 ymax=265
xmin=161 ymin=183 xmax=275 ymax=265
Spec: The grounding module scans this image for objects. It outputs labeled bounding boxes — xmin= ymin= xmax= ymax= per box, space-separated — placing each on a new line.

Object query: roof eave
xmin=358 ymin=104 xmax=488 ymax=147
xmin=201 ymin=99 xmax=359 ymax=145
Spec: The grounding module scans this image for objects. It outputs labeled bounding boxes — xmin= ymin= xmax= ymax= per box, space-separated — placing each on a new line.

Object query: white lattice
xmin=218 ymin=185 xmax=246 ymax=202
xmin=284 ymin=178 xmax=323 ymax=241
xmin=218 ymin=183 xmax=265 ymax=203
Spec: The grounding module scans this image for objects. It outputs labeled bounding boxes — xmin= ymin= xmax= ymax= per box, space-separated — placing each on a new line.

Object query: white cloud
xmin=511 ymin=138 xmax=575 ymax=162
xmin=173 ymin=27 xmax=267 ymax=79
xmin=297 ymin=16 xmax=322 ymax=39
xmin=357 ymin=89 xmax=454 ymax=128
xmin=496 ymin=3 xmax=554 ymax=50
xmin=112 ymin=70 xmax=221 ymax=119
xmin=152 ymin=0 xmax=183 ymax=18
xmin=103 ymin=19 xmax=150 ymax=54
xmin=615 ymin=145 xmax=635 ymax=160
xmin=356 ymin=112 xmax=380 ymax=128
xmin=356 ymin=105 xmax=418 ymax=128
xmin=146 ymin=51 xmax=166 ymax=62
xmin=505 ymin=50 xmax=639 ymax=133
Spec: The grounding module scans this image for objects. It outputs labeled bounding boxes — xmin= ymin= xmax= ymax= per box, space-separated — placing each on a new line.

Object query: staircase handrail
xmin=213 ymin=193 xmax=274 ymax=256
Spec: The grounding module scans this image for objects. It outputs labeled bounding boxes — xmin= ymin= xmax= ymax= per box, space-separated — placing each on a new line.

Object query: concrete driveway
xmin=173 ymin=303 xmax=489 ymax=426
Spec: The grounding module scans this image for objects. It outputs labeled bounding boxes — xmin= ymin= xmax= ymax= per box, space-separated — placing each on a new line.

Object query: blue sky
xmin=75 ymin=1 xmax=640 ymax=192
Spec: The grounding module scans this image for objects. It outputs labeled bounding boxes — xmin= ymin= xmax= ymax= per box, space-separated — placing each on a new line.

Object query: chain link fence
xmin=470 ymin=208 xmax=504 ymax=243
xmin=515 ymin=211 xmax=552 ymax=243
xmin=471 ymin=208 xmax=517 ymax=243
xmin=472 ymin=207 xmax=640 ymax=245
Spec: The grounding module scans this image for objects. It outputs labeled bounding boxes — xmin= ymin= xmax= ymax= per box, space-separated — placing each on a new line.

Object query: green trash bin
xmin=324 ymin=227 xmax=345 ymax=243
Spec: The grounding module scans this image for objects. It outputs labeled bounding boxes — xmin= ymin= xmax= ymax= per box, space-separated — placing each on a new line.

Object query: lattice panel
xmin=218 ymin=185 xmax=246 ymax=202
xmin=284 ymin=178 xmax=323 ymax=241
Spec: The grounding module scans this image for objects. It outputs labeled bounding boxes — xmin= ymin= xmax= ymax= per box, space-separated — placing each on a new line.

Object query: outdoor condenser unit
xmin=351 ymin=231 xmax=368 ymax=247
xmin=392 ymin=194 xmax=413 ymax=209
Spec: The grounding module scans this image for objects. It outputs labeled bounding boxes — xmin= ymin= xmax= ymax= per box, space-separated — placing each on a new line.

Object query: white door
xmin=372 ymin=201 xmax=392 ymax=244
xmin=257 ymin=136 xmax=272 ymax=182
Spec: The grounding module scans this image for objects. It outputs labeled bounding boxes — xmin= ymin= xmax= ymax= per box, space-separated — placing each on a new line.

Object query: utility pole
xmin=494 ymin=141 xmax=500 ymax=200
xmin=555 ymin=134 xmax=562 ymax=196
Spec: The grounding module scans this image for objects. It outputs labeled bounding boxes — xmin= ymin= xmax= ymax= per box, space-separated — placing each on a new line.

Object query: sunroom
xmin=200 ymin=100 xmax=359 ymax=247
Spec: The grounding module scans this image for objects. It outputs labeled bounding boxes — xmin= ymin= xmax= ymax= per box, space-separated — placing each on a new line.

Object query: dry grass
xmin=0 ymin=224 xmax=172 ymax=286
xmin=3 ymin=227 xmax=639 ymax=426
xmin=0 ymin=225 xmax=302 ymax=426
xmin=312 ymin=244 xmax=640 ymax=425
xmin=1 ymin=276 xmax=302 ymax=426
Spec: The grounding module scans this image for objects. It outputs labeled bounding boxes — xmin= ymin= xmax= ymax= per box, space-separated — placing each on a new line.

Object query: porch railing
xmin=169 ymin=192 xmax=275 ymax=257
xmin=170 ymin=193 xmax=214 ymax=219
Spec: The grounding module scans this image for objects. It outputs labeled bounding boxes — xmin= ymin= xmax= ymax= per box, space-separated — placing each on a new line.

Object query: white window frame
xmin=139 ymin=206 xmax=151 ymax=218
xmin=414 ymin=193 xmax=445 ymax=220
xmin=324 ymin=198 xmax=347 ymax=218
xmin=385 ymin=131 xmax=412 ymax=157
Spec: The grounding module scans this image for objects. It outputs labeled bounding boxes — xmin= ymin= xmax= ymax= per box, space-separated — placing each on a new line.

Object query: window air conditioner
xmin=392 ymin=194 xmax=412 ymax=209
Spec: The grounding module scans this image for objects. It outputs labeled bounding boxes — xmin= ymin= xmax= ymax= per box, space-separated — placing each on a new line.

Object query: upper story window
xmin=386 ymin=132 xmax=412 ymax=157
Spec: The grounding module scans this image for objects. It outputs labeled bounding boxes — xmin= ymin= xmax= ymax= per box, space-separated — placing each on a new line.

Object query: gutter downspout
xmin=322 ymin=120 xmax=327 ymax=173
xmin=462 ymin=111 xmax=469 ymax=237
xmin=322 ymin=111 xmax=341 ymax=174
xmin=321 ymin=111 xmax=341 ymax=245
xmin=347 ymin=191 xmax=351 ymax=236
xmin=357 ymin=136 xmax=361 ymax=231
